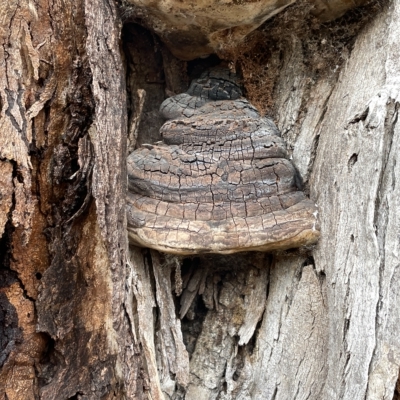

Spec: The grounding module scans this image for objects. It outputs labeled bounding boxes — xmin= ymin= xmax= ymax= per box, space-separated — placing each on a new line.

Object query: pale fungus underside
xmin=127 ymin=70 xmax=320 ymax=254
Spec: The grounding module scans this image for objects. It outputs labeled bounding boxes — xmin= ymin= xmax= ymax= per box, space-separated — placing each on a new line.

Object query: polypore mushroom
xmin=122 ymin=0 xmax=370 ymax=60
xmin=127 ymin=69 xmax=320 ymax=254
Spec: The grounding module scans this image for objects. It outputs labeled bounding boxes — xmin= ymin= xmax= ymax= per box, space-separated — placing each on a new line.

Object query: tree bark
xmin=2 ymin=0 xmax=400 ymax=400
xmin=0 ymin=0 xmax=141 ymax=398
xmin=124 ymin=1 xmax=400 ymax=399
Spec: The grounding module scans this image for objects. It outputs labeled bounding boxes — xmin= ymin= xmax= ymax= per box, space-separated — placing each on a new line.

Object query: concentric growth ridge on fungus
xmin=127 ymin=69 xmax=320 ymax=254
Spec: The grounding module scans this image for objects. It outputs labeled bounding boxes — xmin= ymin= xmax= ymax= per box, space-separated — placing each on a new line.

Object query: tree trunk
xmin=1 ymin=0 xmax=400 ymax=400
xmin=0 ymin=0 xmax=140 ymax=398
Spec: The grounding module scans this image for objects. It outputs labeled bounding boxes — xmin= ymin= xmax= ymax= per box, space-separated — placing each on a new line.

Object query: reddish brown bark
xmin=0 ymin=0 xmax=140 ymax=398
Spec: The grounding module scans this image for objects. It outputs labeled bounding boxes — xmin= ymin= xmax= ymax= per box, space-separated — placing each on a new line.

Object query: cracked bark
xmin=125 ymin=2 xmax=400 ymax=399
xmin=2 ymin=1 xmax=400 ymax=400
xmin=0 ymin=0 xmax=140 ymax=398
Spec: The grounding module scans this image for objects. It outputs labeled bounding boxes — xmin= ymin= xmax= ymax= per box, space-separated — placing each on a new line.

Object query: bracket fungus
xmin=122 ymin=0 xmax=370 ymax=60
xmin=127 ymin=69 xmax=320 ymax=254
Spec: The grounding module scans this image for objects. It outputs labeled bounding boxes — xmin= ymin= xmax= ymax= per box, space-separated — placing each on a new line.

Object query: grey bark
xmin=126 ymin=1 xmax=400 ymax=399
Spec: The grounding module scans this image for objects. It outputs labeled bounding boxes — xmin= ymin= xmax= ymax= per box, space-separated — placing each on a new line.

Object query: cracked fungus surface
xmin=127 ymin=69 xmax=320 ymax=254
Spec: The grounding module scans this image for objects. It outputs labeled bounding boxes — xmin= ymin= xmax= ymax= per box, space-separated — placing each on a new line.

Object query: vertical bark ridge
xmin=1 ymin=0 xmax=138 ymax=398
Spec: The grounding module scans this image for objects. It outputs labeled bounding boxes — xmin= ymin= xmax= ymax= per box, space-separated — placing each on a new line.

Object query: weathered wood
xmin=126 ymin=1 xmax=400 ymax=399
xmin=130 ymin=248 xmax=164 ymax=399
xmin=239 ymin=259 xmax=328 ymax=399
xmin=151 ymin=251 xmax=190 ymax=390
xmin=310 ymin=3 xmax=400 ymax=399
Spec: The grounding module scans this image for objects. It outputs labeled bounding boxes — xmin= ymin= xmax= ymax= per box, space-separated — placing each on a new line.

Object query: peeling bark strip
xmin=151 ymin=251 xmax=190 ymax=388
xmin=127 ymin=69 xmax=319 ymax=254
